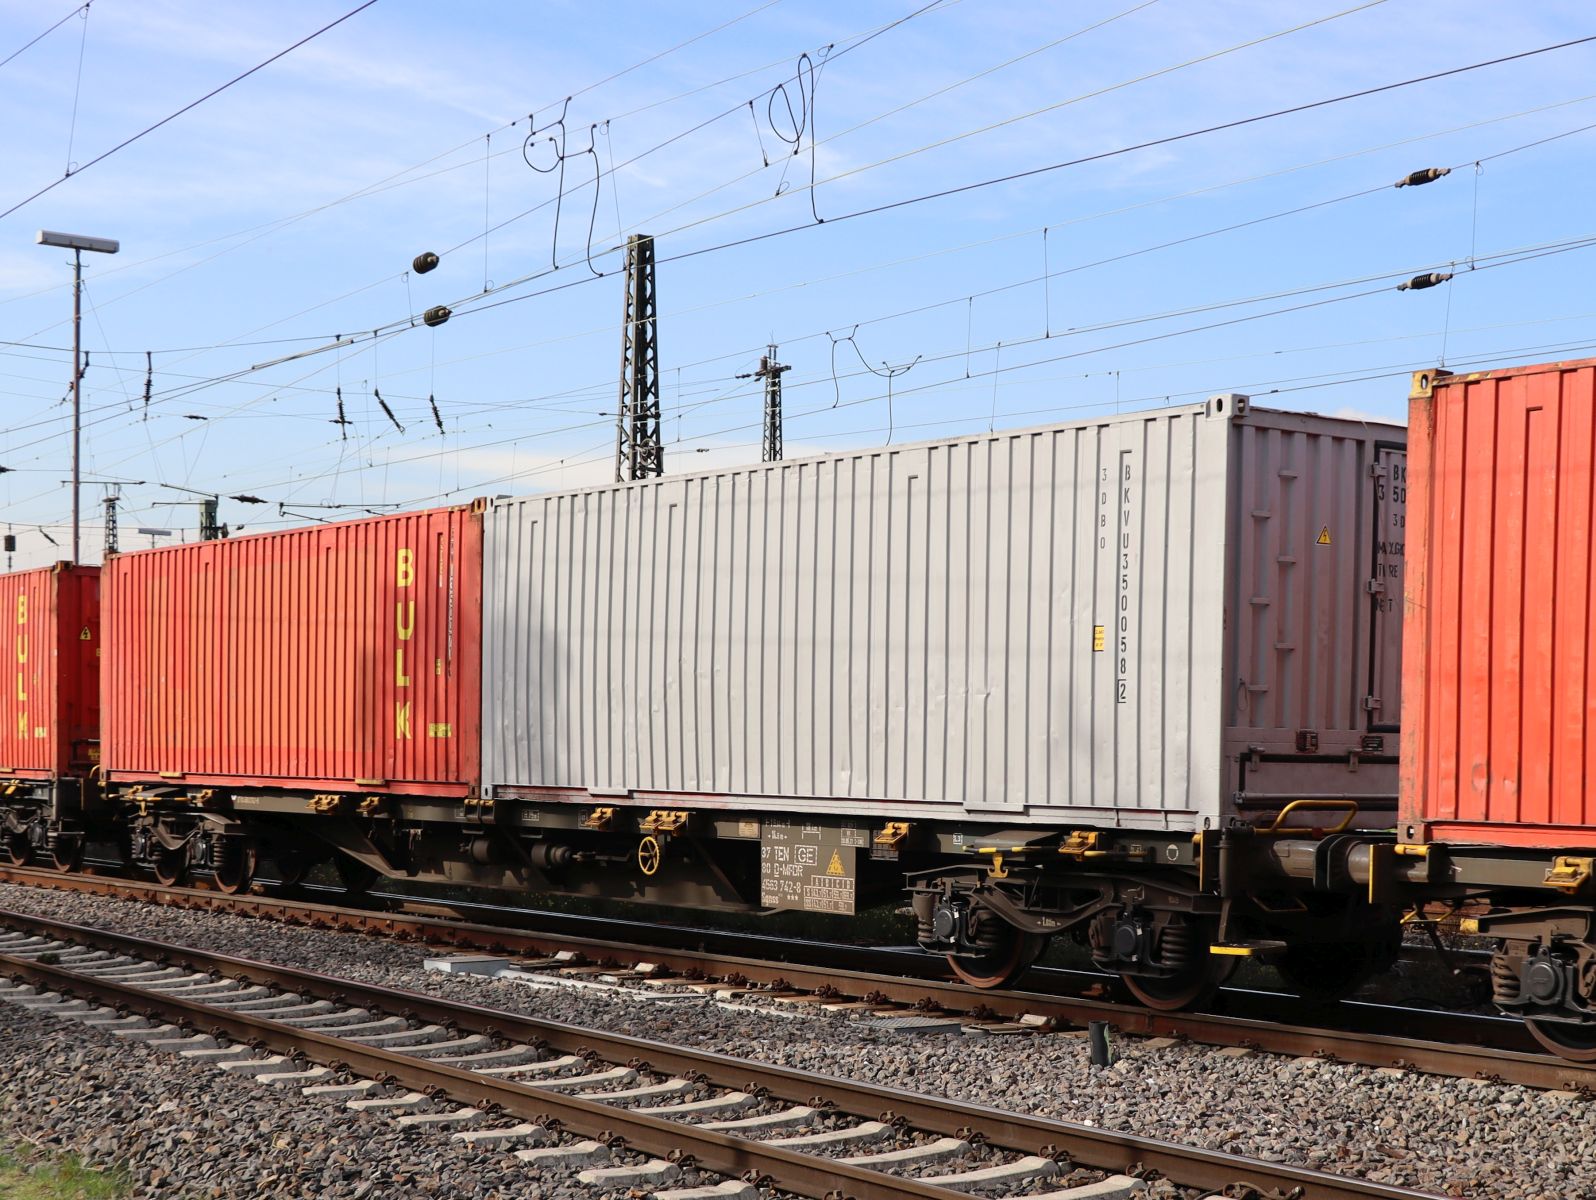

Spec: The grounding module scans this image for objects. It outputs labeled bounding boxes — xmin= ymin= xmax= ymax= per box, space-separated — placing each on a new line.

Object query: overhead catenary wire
xmin=0 ymin=0 xmax=382 ymax=222
xmin=61 ymin=0 xmax=91 ymax=172
xmin=3 ymin=101 xmax=1590 ymax=490
xmin=0 ymin=1 xmax=88 ymax=73
xmin=411 ymin=31 xmax=1596 ymax=340
xmin=6 ymin=4 xmax=1583 ymax=517
xmin=19 ymin=316 xmax=1596 ymax=526
xmin=0 ymin=1 xmax=957 ymax=324
xmin=5 ymin=123 xmax=1593 ymax=480
xmin=424 ymin=0 xmax=1391 ymax=326
xmin=1 ymin=3 xmax=1550 ymax=414
xmin=72 ymin=229 xmax=1596 ymax=509
xmin=43 ymin=21 xmax=1572 ymax=444
xmin=11 ymin=84 xmax=1593 ymax=371
xmin=9 ymin=30 xmax=1596 ymax=523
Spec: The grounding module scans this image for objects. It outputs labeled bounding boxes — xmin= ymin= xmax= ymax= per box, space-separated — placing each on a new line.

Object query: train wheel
xmin=3 ymin=833 xmax=32 ymax=867
xmin=50 ymin=836 xmax=84 ymax=874
xmin=1123 ymin=961 xmax=1221 ymax=1011
xmin=212 ymin=843 xmax=258 ymax=895
xmin=334 ymin=856 xmax=380 ymax=896
xmin=152 ymin=848 xmax=187 ymax=887
xmin=1122 ymin=916 xmax=1222 ymax=1011
xmin=1527 ymin=1018 xmax=1596 ymax=1062
xmin=271 ymin=854 xmax=313 ymax=889
xmin=947 ymin=923 xmax=1046 ymax=990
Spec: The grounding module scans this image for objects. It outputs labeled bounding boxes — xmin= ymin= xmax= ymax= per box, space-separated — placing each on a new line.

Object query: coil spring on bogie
xmin=1491 ymin=953 xmax=1520 ymax=1004
xmin=967 ymin=909 xmax=1008 ymax=953
xmin=1157 ymin=919 xmax=1193 ymax=971
xmin=209 ymin=831 xmax=239 ymax=875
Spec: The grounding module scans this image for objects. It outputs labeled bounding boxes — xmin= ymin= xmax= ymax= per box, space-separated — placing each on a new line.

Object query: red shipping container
xmin=101 ymin=506 xmax=481 ymax=797
xmin=1400 ymin=357 xmax=1596 ymax=847
xmin=0 ymin=564 xmax=100 ymax=781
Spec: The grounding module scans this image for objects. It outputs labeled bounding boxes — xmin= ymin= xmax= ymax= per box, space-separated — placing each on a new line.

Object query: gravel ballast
xmin=0 ymin=996 xmax=598 ymax=1199
xmin=0 ymin=882 xmax=1592 ymax=1200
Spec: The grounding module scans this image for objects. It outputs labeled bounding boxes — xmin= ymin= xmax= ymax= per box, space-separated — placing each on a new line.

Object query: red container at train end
xmin=1400 ymin=357 xmax=1596 ymax=847
xmin=0 ymin=564 xmax=100 ymax=781
xmin=100 ymin=506 xmax=481 ymax=797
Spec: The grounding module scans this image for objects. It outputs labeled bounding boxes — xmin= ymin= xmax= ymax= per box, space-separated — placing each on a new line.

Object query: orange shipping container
xmin=1400 ymin=357 xmax=1596 ymax=847
xmin=0 ymin=564 xmax=100 ymax=781
xmin=101 ymin=507 xmax=481 ymax=797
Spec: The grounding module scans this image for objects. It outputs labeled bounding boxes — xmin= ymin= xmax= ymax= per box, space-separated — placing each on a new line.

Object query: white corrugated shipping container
xmin=481 ymin=397 xmax=1406 ymax=832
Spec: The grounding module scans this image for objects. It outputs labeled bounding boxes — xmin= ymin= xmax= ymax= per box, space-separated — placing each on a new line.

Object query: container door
xmin=1366 ymin=445 xmax=1406 ymax=732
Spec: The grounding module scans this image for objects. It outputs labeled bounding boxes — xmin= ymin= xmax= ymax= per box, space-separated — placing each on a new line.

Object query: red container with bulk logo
xmin=100 ymin=507 xmax=481 ymax=797
xmin=1400 ymin=357 xmax=1596 ymax=847
xmin=0 ymin=564 xmax=100 ymax=782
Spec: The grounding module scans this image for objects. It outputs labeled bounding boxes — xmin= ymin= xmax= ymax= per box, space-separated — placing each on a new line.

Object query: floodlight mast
xmin=36 ymin=230 xmax=120 ymax=564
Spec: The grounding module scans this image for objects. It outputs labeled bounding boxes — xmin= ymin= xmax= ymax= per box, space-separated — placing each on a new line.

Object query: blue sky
xmin=1 ymin=0 xmax=1593 ymax=565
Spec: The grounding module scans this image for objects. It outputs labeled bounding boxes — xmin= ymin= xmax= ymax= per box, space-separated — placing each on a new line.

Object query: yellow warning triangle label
xmin=826 ymin=850 xmax=846 ymax=876
xmin=79 ymin=626 xmax=92 ymax=640
xmin=1316 ymin=526 xmax=1332 ymax=545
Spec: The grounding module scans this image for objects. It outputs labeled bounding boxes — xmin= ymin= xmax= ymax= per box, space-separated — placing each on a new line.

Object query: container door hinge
xmin=1366 ymin=578 xmax=1386 ymax=596
xmin=1362 ymin=695 xmax=1382 ymax=712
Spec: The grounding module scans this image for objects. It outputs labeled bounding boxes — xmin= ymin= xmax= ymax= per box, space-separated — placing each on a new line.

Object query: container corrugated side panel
xmin=1401 ymin=357 xmax=1596 ymax=847
xmin=1222 ymin=412 xmax=1406 ymax=763
xmin=0 ymin=565 xmax=99 ymax=779
xmin=103 ymin=508 xmax=481 ymax=794
xmin=483 ymin=405 xmax=1234 ymax=829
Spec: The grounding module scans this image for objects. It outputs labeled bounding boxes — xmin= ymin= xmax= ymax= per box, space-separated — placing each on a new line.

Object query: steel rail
xmin=0 ymin=908 xmax=1444 ymax=1200
xmin=0 ymin=865 xmax=1578 ymax=1093
xmin=0 ymin=951 xmax=967 ymax=1200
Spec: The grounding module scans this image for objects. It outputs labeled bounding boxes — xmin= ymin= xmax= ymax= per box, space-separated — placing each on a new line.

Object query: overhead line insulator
xmin=1398 ymin=272 xmax=1454 ymax=291
xmin=1395 ymin=166 xmax=1451 ymax=188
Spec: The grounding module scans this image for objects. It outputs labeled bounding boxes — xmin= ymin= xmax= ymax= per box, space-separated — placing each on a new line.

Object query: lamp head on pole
xmin=35 ymin=230 xmax=119 ymax=255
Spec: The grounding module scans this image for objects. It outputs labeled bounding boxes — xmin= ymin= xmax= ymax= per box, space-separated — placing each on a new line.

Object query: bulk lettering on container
xmin=396 ymin=547 xmax=414 ymax=740
xmin=13 ymin=592 xmax=25 ymax=739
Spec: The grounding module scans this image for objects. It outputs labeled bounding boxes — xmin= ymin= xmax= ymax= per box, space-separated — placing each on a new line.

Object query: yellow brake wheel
xmin=637 ymin=835 xmax=662 ymax=876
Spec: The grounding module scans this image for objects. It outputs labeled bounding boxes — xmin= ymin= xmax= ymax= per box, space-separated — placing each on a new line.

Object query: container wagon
xmin=98 ymin=505 xmax=481 ymax=891
xmin=1398 ymin=357 xmax=1596 ymax=1059
xmin=0 ymin=563 xmax=99 ymax=870
xmin=474 ymin=395 xmax=1408 ymax=1002
xmin=18 ymin=358 xmax=1596 ymax=1060
xmin=63 ymin=396 xmax=1412 ymax=1008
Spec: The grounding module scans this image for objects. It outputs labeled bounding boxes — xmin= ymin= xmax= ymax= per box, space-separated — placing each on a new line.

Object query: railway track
xmin=0 ymin=905 xmax=1445 ymax=1200
xmin=0 ymin=863 xmax=1584 ymax=1096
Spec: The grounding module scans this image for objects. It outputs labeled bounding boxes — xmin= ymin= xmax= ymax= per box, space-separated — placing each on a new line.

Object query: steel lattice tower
xmin=615 ymin=234 xmax=663 ymax=483
xmin=755 ymin=346 xmax=789 ymax=462
xmin=102 ymin=491 xmax=119 ymax=556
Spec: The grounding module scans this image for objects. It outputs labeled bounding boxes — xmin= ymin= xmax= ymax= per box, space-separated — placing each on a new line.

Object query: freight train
xmin=3 ymin=356 xmax=1594 ymax=1060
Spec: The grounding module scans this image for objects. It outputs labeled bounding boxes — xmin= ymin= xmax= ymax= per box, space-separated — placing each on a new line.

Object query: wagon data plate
xmin=759 ymin=819 xmax=863 ymax=915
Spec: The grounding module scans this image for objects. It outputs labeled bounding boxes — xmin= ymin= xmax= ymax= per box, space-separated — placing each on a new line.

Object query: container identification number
xmin=1100 ymin=456 xmax=1134 ymax=705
